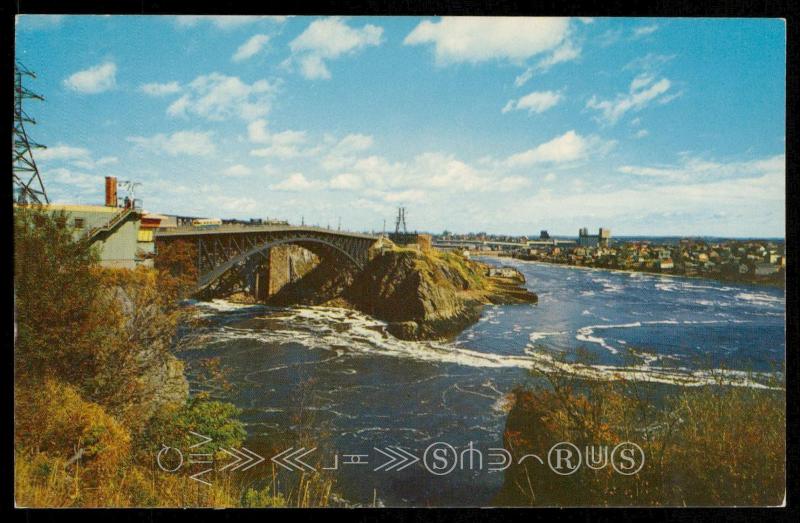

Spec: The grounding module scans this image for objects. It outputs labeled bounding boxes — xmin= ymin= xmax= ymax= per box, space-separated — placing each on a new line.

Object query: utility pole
xmin=13 ymin=61 xmax=48 ymax=204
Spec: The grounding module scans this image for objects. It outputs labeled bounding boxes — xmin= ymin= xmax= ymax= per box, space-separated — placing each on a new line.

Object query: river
xmin=179 ymin=257 xmax=785 ymax=507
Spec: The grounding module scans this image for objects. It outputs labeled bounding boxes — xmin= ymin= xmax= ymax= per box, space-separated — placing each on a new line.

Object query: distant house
xmin=754 ymin=263 xmax=779 ymax=276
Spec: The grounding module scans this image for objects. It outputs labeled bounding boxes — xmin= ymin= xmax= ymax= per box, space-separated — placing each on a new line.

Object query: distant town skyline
xmin=16 ymin=16 xmax=785 ymax=237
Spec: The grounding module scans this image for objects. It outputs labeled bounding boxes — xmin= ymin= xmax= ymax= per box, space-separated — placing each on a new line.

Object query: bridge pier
xmin=246 ymin=256 xmax=269 ymax=301
xmin=244 ymin=245 xmax=303 ymax=300
xmin=266 ymin=245 xmax=290 ymax=297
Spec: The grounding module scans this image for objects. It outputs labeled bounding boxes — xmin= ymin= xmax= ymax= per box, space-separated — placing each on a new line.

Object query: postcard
xmin=13 ymin=14 xmax=786 ymax=508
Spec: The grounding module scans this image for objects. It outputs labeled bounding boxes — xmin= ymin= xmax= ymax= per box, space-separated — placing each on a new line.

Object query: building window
xmin=73 ymin=218 xmax=85 ymax=229
xmin=137 ymin=229 xmax=154 ymax=242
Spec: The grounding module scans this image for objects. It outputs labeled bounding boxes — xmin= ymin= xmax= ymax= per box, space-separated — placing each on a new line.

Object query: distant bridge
xmin=154 ymin=225 xmax=379 ymax=294
xmin=433 ymin=238 xmax=577 ymax=251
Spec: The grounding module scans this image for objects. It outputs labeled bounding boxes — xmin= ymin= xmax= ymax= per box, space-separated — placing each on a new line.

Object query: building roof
xmin=36 ymin=203 xmax=120 ymax=214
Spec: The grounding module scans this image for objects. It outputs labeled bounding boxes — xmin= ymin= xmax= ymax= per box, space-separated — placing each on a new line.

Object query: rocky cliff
xmin=268 ymin=247 xmax=537 ymax=340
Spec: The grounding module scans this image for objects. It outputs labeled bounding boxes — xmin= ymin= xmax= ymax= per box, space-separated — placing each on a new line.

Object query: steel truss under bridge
xmin=154 ymin=225 xmax=379 ymax=294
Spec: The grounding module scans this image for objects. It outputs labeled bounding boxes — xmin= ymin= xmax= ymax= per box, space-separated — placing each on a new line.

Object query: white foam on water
xmin=655 ymin=282 xmax=680 ymax=292
xmin=192 ymin=302 xmax=781 ymax=390
xmin=591 ymin=277 xmax=624 ymax=293
xmin=735 ymin=292 xmax=784 ymax=306
xmin=523 ymin=345 xmax=779 ymax=390
xmin=529 ymin=331 xmax=566 ymax=342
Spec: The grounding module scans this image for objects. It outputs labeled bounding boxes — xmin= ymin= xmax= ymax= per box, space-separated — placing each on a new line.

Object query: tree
xmin=14 ymin=206 xmax=106 ymax=382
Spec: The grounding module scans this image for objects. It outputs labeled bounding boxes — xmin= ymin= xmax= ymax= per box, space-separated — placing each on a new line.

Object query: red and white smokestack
xmin=105 ymin=176 xmax=118 ymax=207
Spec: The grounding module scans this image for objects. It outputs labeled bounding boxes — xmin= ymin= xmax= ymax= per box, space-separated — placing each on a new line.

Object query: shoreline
xmin=476 ymin=254 xmax=785 ymax=291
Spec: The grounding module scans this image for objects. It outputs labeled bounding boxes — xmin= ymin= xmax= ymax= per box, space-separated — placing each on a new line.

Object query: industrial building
xmin=578 ymin=227 xmax=611 ymax=248
xmin=33 ymin=177 xmax=160 ymax=269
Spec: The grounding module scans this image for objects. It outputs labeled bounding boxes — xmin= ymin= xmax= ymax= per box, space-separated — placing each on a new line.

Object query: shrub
xmin=497 ymin=375 xmax=785 ymax=506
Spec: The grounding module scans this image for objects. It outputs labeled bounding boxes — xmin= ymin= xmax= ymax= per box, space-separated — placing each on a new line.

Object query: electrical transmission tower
xmin=394 ymin=207 xmax=407 ymax=235
xmin=13 ymin=61 xmax=48 ymax=205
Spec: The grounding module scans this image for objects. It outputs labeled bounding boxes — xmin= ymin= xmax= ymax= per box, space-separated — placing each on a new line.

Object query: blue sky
xmin=15 ymin=15 xmax=785 ymax=237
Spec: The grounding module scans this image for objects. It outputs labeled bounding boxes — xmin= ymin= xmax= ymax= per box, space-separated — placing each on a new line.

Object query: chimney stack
xmin=105 ymin=176 xmax=118 ymax=207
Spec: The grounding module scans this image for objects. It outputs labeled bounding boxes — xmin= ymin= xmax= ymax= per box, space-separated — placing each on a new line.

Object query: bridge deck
xmin=154 ymin=225 xmax=378 ymax=240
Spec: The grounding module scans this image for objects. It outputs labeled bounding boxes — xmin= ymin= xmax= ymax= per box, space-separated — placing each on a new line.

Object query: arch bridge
xmin=154 ymin=225 xmax=379 ymax=295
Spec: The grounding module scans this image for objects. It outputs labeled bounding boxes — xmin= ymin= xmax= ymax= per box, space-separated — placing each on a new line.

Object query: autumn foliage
xmin=496 ymin=371 xmax=785 ymax=506
xmin=13 ymin=207 xmax=256 ymax=507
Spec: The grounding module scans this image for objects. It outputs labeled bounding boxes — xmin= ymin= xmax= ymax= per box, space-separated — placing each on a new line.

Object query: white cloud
xmin=404 ymin=17 xmax=571 ymax=65
xmin=630 ymin=73 xmax=655 ymax=91
xmin=329 ymin=173 xmax=363 ymax=190
xmin=247 ymin=119 xmax=271 ymax=143
xmin=321 ymin=133 xmax=375 ymax=170
xmin=36 ymin=144 xmax=91 ymax=162
xmin=222 ymin=164 xmax=252 ymax=177
xmin=379 ymin=189 xmax=428 ymax=203
xmin=634 ymin=129 xmax=650 ymax=139
xmin=73 ymin=156 xmax=118 ymax=170
xmin=544 ymin=172 xmax=557 ymax=182
xmin=505 ymin=130 xmax=614 ymax=167
xmin=618 ymin=154 xmax=784 ymax=183
xmin=513 ymin=38 xmax=581 ymax=88
xmin=233 ymin=34 xmax=270 ymax=62
xmin=63 ymin=62 xmax=117 ymax=93
xmin=624 ymin=53 xmax=676 ymax=72
xmin=502 ymin=90 xmax=563 ymax=114
xmin=536 ymin=39 xmax=581 ymax=70
xmin=289 ymin=17 xmax=383 ymax=79
xmin=514 ymin=69 xmax=534 ymax=88
xmin=599 ymin=29 xmax=624 ymax=48
xmin=338 ymin=151 xmax=533 ymax=195
xmin=633 ymin=24 xmax=659 ymax=38
xmin=333 ymin=133 xmax=374 ymax=154
xmin=213 ymin=196 xmax=258 ymax=213
xmin=250 ymin=130 xmax=308 ymax=158
xmin=167 ymin=73 xmax=277 ymax=121
xmin=270 ymin=173 xmax=322 ymax=191
xmin=139 ymin=81 xmax=181 ymax=96
xmin=586 ymin=74 xmax=673 ymax=125
xmin=35 ymin=144 xmax=118 ymax=170
xmin=517 ymin=155 xmax=784 ymax=235
xmin=49 ymin=167 xmax=105 ymax=192
xmin=127 ymin=130 xmax=216 ymax=156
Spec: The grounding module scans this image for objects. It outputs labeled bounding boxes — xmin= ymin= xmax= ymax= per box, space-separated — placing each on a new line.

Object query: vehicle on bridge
xmin=192 ymin=218 xmax=223 ymax=229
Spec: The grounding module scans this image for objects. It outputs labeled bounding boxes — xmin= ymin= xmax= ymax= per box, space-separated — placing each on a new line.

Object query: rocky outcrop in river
xmin=267 ymin=247 xmax=537 ymax=340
